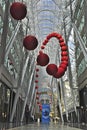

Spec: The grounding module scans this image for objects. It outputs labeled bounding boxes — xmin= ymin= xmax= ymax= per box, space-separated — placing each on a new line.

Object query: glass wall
xmin=0 ymin=81 xmax=11 ymax=122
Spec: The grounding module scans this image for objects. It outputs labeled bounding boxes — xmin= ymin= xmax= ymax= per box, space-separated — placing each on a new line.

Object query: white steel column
xmin=5 ymin=22 xmax=21 ymax=58
xmin=21 ymin=65 xmax=35 ymax=122
xmin=59 ymin=78 xmax=69 ymax=121
xmin=0 ymin=0 xmax=9 ymax=66
xmin=56 ymin=79 xmax=64 ymax=123
xmin=10 ymin=53 xmax=31 ymax=122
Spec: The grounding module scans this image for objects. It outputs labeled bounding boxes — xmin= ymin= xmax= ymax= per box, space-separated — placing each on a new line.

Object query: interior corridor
xmin=0 ymin=0 xmax=87 ymax=130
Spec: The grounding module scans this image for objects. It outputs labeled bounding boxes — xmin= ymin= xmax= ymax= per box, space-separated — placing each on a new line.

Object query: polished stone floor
xmin=7 ymin=123 xmax=83 ymax=130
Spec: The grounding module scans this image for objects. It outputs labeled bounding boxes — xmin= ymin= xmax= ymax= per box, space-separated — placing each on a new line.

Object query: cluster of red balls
xmin=35 ymin=68 xmax=42 ymax=111
xmin=10 ymin=2 xmax=38 ymax=51
xmin=36 ymin=32 xmax=68 ymax=78
xmin=10 ymin=2 xmax=68 ymax=78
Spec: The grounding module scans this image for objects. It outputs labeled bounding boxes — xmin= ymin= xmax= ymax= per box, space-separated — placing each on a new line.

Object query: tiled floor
xmin=7 ymin=123 xmax=83 ymax=130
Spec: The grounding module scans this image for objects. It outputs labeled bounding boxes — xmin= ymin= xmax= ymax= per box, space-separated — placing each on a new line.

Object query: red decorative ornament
xmin=36 ymin=74 xmax=39 ymax=77
xmin=10 ymin=2 xmax=27 ymax=20
xmin=41 ymin=46 xmax=45 ymax=49
xmin=62 ymin=60 xmax=68 ymax=66
xmin=47 ymin=32 xmax=61 ymax=40
xmin=39 ymin=51 xmax=43 ymax=54
xmin=37 ymin=32 xmax=68 ymax=78
xmin=60 ymin=64 xmax=67 ymax=71
xmin=53 ymin=67 xmax=65 ymax=78
xmin=46 ymin=64 xmax=58 ymax=75
xmin=59 ymin=38 xmax=64 ymax=43
xmin=61 ymin=56 xmax=68 ymax=61
xmin=60 ymin=42 xmax=66 ymax=47
xmin=61 ymin=46 xmax=68 ymax=51
xmin=36 ymin=68 xmax=39 ymax=72
xmin=35 ymin=80 xmax=38 ymax=83
xmin=36 ymin=92 xmax=39 ymax=95
xmin=39 ymin=104 xmax=42 ymax=107
xmin=36 ymin=96 xmax=39 ymax=100
xmin=37 ymin=102 xmax=39 ymax=105
xmin=37 ymin=53 xmax=49 ymax=66
xmin=35 ymin=86 xmax=38 ymax=89
xmin=40 ymin=107 xmax=42 ymax=111
xmin=61 ymin=51 xmax=68 ymax=56
xmin=23 ymin=35 xmax=38 ymax=50
xmin=42 ymin=39 xmax=48 ymax=45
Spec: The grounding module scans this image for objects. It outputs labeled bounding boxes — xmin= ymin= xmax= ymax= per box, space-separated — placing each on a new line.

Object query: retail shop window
xmin=0 ymin=81 xmax=11 ymax=122
xmin=4 ymin=57 xmax=18 ymax=79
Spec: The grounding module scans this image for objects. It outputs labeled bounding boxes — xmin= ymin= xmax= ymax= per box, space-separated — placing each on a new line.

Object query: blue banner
xmin=41 ymin=104 xmax=50 ymax=123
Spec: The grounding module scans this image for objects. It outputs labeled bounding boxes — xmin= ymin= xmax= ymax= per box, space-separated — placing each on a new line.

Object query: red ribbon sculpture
xmin=37 ymin=32 xmax=68 ymax=78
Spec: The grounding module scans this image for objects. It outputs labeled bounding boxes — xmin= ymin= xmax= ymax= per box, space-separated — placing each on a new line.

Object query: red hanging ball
xmin=60 ymin=42 xmax=66 ymax=47
xmin=37 ymin=102 xmax=38 ymax=104
xmin=36 ymin=92 xmax=39 ymax=95
xmin=52 ymin=33 xmax=62 ymax=39
xmin=46 ymin=33 xmax=53 ymax=40
xmin=43 ymin=39 xmax=49 ymax=45
xmin=62 ymin=60 xmax=68 ymax=66
xmin=36 ymin=74 xmax=39 ymax=77
xmin=53 ymin=67 xmax=65 ymax=78
xmin=41 ymin=46 xmax=45 ymax=49
xmin=36 ymin=96 xmax=39 ymax=100
xmin=59 ymin=38 xmax=64 ymax=43
xmin=10 ymin=2 xmax=27 ymax=20
xmin=36 ymin=68 xmax=39 ymax=71
xmin=61 ymin=51 xmax=68 ymax=56
xmin=23 ymin=35 xmax=38 ymax=50
xmin=61 ymin=45 xmax=68 ymax=51
xmin=60 ymin=64 xmax=67 ymax=71
xmin=39 ymin=50 xmax=43 ymax=54
xmin=40 ymin=106 xmax=42 ymax=110
xmin=35 ymin=80 xmax=38 ymax=83
xmin=35 ymin=86 xmax=38 ymax=89
xmin=37 ymin=53 xmax=49 ymax=66
xmin=39 ymin=104 xmax=42 ymax=107
xmin=46 ymin=64 xmax=58 ymax=75
xmin=61 ymin=56 xmax=68 ymax=61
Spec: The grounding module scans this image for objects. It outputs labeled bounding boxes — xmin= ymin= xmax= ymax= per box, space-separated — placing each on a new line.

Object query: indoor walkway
xmin=7 ymin=123 xmax=83 ymax=130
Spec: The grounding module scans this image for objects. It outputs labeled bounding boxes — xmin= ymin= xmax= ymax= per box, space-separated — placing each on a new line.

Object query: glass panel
xmin=77 ymin=58 xmax=86 ymax=76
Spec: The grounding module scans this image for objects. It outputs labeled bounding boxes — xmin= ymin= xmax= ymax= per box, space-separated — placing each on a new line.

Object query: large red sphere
xmin=37 ymin=53 xmax=49 ymax=66
xmin=10 ymin=2 xmax=27 ymax=20
xmin=23 ymin=35 xmax=38 ymax=50
xmin=46 ymin=64 xmax=58 ymax=75
xmin=53 ymin=67 xmax=65 ymax=78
